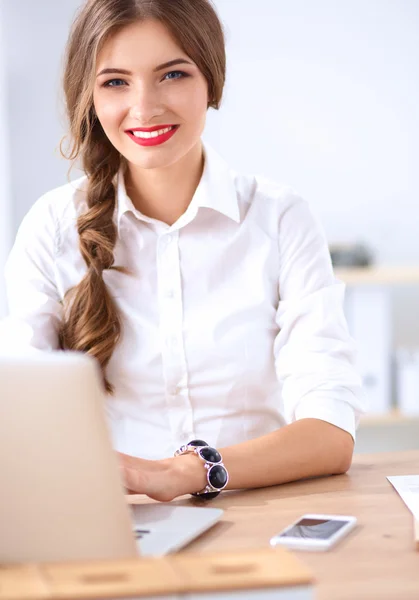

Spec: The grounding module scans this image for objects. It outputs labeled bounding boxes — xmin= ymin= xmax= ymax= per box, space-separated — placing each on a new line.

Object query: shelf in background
xmin=360 ymin=408 xmax=419 ymax=426
xmin=335 ymin=267 xmax=419 ymax=428
xmin=356 ymin=409 xmax=419 ymax=452
xmin=334 ymin=266 xmax=419 ymax=285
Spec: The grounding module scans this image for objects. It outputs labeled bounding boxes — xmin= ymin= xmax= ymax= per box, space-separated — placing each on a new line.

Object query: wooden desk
xmin=1 ymin=452 xmax=418 ymax=599
xmin=128 ymin=450 xmax=419 ymax=600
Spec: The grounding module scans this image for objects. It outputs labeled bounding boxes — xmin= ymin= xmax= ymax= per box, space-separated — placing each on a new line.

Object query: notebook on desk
xmin=0 ymin=351 xmax=222 ymax=563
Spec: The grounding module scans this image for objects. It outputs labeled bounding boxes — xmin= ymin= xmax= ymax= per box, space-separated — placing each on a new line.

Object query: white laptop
xmin=0 ymin=351 xmax=223 ymax=563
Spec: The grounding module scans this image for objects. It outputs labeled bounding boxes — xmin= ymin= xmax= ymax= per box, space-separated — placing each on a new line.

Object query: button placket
xmin=157 ymin=231 xmax=194 ymax=444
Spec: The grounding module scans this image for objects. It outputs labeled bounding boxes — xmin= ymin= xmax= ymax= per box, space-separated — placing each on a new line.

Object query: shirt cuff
xmin=294 ymin=392 xmax=359 ymax=441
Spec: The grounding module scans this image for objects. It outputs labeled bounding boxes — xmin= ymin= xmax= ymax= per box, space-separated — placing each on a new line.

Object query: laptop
xmin=0 ymin=351 xmax=223 ymax=563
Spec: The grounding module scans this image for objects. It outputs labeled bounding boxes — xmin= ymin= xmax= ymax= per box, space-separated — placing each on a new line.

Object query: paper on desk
xmin=387 ymin=475 xmax=419 ymax=518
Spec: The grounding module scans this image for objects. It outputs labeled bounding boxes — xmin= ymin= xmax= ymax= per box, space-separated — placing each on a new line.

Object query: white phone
xmin=270 ymin=513 xmax=357 ymax=551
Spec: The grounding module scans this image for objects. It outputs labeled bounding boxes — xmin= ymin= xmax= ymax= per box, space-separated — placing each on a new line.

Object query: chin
xmin=126 ymin=154 xmax=175 ymax=170
xmin=125 ymin=144 xmax=192 ymax=171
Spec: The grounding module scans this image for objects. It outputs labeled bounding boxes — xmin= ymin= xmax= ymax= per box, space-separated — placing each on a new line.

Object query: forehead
xmin=96 ymin=19 xmax=189 ymax=70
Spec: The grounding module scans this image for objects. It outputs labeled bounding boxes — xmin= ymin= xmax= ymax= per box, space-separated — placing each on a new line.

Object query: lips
xmin=128 ymin=124 xmax=177 ymax=133
xmin=125 ymin=124 xmax=180 ymax=147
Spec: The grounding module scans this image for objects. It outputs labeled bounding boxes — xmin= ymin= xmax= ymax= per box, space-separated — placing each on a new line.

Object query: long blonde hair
xmin=59 ymin=0 xmax=226 ymax=393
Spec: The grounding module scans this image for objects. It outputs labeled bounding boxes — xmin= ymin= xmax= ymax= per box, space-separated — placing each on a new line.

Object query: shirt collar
xmin=115 ymin=140 xmax=240 ymax=234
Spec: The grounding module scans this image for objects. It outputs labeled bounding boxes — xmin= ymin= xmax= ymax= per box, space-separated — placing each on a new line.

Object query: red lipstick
xmin=125 ymin=124 xmax=179 ymax=147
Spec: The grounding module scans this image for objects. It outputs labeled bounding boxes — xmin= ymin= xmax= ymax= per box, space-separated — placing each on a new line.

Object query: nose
xmin=128 ymin=85 xmax=165 ymax=123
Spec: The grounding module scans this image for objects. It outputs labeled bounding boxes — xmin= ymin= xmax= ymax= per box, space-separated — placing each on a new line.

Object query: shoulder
xmin=233 ymin=170 xmax=316 ymax=229
xmin=230 ymin=170 xmax=329 ymax=257
xmin=251 ymin=174 xmax=305 ymax=211
xmin=10 ymin=175 xmax=89 ymax=261
xmin=16 ymin=175 xmax=89 ymax=239
xmin=205 ymin=143 xmax=306 ymax=216
xmin=30 ymin=174 xmax=89 ymax=223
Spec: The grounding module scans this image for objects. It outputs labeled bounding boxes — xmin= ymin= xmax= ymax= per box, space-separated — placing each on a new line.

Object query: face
xmin=93 ymin=19 xmax=209 ymax=170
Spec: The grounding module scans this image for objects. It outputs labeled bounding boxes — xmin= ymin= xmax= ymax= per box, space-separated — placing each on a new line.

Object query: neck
xmin=124 ymin=141 xmax=204 ymax=226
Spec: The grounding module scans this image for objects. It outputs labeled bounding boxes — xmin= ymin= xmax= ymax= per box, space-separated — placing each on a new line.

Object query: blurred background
xmin=0 ymin=0 xmax=418 ymax=451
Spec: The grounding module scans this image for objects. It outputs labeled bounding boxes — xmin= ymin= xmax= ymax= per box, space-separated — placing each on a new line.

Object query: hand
xmin=117 ymin=452 xmax=207 ymax=502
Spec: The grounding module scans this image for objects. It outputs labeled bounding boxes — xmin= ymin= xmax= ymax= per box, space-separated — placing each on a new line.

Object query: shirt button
xmin=165 ymin=234 xmax=173 ymax=245
xmin=167 ymin=336 xmax=178 ymax=349
xmin=165 ymin=289 xmax=174 ymax=299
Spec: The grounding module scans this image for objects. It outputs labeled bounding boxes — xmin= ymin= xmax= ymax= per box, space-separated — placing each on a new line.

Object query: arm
xmin=119 ymin=193 xmax=365 ymax=501
xmin=119 ymin=418 xmax=353 ymax=502
xmin=217 ymin=417 xmax=354 ymax=487
xmin=0 ymin=193 xmax=62 ymax=352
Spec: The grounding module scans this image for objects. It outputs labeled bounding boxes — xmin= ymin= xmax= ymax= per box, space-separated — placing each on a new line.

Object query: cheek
xmin=94 ymin=95 xmax=127 ymax=131
xmin=166 ymin=81 xmax=208 ymax=119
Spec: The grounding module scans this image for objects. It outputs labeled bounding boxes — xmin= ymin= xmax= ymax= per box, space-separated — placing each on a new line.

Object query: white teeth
xmin=132 ymin=126 xmax=175 ymax=139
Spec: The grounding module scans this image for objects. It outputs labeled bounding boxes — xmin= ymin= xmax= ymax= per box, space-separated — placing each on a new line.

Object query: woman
xmin=3 ymin=0 xmax=365 ymax=502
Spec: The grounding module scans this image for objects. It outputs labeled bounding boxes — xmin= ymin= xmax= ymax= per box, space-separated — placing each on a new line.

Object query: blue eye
xmin=163 ymin=70 xmax=188 ymax=81
xmin=103 ymin=79 xmax=127 ymax=87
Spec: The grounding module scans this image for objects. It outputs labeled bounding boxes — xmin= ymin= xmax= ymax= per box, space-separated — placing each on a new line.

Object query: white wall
xmin=208 ymin=0 xmax=419 ymax=264
xmin=207 ymin=0 xmax=419 ymax=348
xmin=0 ymin=1 xmax=12 ymax=317
xmin=2 ymin=0 xmax=83 ymax=229
xmin=1 ymin=0 xmax=419 ymax=344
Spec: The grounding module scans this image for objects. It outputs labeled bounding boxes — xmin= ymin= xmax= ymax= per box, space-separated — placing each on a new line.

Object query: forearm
xmin=176 ymin=418 xmax=354 ymax=495
xmin=221 ymin=418 xmax=354 ymax=490
xmin=119 ymin=418 xmax=354 ymax=501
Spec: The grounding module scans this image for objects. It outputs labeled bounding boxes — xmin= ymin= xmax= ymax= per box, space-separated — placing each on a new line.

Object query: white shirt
xmin=1 ymin=142 xmax=365 ymax=459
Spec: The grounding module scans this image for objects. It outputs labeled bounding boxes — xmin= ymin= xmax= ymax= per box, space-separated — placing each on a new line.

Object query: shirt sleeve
xmin=0 ymin=194 xmax=63 ymax=353
xmin=274 ymin=193 xmax=367 ymax=440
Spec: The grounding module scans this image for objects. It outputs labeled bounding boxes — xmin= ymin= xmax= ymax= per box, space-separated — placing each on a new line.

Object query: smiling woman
xmin=59 ymin=0 xmax=226 ymax=390
xmin=3 ymin=0 xmax=366 ymax=502
xmin=92 ymin=19 xmax=210 ymax=169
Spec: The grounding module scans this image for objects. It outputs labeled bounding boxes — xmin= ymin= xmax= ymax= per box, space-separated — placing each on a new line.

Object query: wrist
xmin=174 ymin=442 xmax=229 ymax=499
xmin=171 ymin=453 xmax=207 ymax=497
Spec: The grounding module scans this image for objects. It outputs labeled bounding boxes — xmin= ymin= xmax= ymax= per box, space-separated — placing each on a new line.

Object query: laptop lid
xmin=0 ymin=351 xmax=138 ymax=563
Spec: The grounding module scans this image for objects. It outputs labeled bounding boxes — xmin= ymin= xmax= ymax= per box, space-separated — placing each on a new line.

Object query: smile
xmin=126 ymin=125 xmax=179 ymax=147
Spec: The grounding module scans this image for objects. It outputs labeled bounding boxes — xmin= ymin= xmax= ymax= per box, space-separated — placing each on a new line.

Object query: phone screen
xmin=279 ymin=518 xmax=348 ymax=540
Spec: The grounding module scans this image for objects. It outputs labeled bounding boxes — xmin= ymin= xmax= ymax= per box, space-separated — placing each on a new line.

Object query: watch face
xmin=199 ymin=446 xmax=222 ymax=464
xmin=208 ymin=464 xmax=228 ymax=490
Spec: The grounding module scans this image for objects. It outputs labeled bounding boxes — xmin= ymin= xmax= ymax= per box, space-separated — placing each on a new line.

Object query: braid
xmin=59 ymin=127 xmax=127 ymax=393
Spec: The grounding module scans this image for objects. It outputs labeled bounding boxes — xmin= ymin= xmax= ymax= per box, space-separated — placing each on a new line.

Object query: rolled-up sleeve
xmin=274 ymin=194 xmax=366 ymax=440
xmin=0 ymin=194 xmax=62 ymax=352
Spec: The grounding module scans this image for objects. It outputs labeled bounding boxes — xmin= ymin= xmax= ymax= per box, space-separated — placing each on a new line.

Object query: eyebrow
xmin=96 ymin=58 xmax=193 ymax=78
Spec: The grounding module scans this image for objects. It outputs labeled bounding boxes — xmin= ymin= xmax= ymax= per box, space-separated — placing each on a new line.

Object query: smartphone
xmin=270 ymin=513 xmax=357 ymax=551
